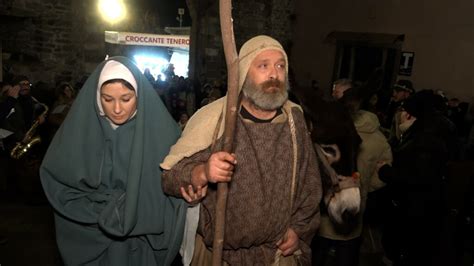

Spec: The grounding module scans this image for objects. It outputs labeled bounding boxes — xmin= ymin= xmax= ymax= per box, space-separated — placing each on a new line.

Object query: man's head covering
xmin=161 ymin=36 xmax=300 ymax=170
xmin=96 ymin=60 xmax=138 ymax=119
xmin=238 ymin=35 xmax=288 ymax=91
xmin=393 ymin=79 xmax=415 ymax=94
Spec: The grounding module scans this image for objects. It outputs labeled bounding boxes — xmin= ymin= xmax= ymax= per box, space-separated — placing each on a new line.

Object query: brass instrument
xmin=10 ymin=99 xmax=49 ymax=159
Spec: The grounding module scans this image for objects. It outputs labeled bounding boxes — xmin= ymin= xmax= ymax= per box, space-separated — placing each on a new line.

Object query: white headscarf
xmin=96 ymin=60 xmax=138 ymax=128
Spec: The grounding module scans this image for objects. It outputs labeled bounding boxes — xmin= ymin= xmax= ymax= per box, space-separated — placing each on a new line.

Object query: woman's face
xmin=100 ymin=82 xmax=137 ymax=125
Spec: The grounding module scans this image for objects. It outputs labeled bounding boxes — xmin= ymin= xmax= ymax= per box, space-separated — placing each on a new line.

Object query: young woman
xmin=40 ymin=57 xmax=186 ymax=265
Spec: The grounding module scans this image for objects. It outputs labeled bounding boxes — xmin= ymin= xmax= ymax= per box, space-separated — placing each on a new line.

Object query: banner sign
xmin=105 ymin=31 xmax=190 ymax=49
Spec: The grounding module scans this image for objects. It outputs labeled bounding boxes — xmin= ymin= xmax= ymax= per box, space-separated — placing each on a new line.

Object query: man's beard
xmin=242 ymin=77 xmax=289 ymax=111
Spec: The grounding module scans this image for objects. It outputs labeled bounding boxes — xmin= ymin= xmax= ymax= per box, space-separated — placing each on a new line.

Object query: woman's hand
xmin=180 ymin=184 xmax=208 ymax=205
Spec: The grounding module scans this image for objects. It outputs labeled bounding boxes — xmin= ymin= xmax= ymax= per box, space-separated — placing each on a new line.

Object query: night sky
xmin=138 ymin=0 xmax=191 ymax=27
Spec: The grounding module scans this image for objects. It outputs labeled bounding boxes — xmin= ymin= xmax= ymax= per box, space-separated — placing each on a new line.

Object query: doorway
xmin=330 ymin=31 xmax=404 ymax=108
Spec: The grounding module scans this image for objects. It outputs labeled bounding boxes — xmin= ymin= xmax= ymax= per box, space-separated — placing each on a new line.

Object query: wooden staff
xmin=212 ymin=0 xmax=239 ymax=264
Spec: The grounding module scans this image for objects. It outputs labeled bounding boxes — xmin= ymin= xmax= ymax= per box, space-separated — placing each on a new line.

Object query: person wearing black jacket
xmin=377 ymin=90 xmax=455 ymax=266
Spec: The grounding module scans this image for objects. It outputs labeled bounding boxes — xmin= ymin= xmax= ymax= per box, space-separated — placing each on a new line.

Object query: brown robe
xmin=162 ymin=107 xmax=322 ymax=265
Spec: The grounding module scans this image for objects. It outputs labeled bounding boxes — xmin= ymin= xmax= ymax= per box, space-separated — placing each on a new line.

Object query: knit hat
xmin=393 ymin=79 xmax=415 ymax=94
xmin=96 ymin=60 xmax=138 ymax=117
xmin=238 ymin=35 xmax=288 ymax=92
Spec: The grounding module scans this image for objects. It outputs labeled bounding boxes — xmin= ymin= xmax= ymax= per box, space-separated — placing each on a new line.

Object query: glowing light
xmin=133 ymin=54 xmax=170 ymax=81
xmin=169 ymin=51 xmax=189 ymax=78
xmin=133 ymin=51 xmax=189 ymax=82
xmin=98 ymin=0 xmax=126 ymax=24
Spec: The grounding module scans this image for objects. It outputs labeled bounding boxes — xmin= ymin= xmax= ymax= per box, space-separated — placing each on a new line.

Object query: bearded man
xmin=161 ymin=35 xmax=322 ymax=265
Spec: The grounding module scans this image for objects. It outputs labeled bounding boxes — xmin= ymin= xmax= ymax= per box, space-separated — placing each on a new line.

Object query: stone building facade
xmin=1 ymin=0 xmax=167 ymax=90
xmin=187 ymin=0 xmax=294 ymax=83
xmin=1 ymin=0 xmax=294 ymax=94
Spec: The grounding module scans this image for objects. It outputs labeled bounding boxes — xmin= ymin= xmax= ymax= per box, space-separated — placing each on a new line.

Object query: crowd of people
xmin=0 ymin=34 xmax=472 ymax=266
xmin=319 ymin=77 xmax=473 ymax=266
xmin=141 ymin=65 xmax=228 ymax=129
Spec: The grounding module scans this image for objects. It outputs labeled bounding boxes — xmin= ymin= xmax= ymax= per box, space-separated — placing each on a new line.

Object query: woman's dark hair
xmin=101 ymin=79 xmax=135 ymax=91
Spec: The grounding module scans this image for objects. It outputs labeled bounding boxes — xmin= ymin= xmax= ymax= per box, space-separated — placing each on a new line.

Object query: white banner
xmin=105 ymin=31 xmax=190 ymax=49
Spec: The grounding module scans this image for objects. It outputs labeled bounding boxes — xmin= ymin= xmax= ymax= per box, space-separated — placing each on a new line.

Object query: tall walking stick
xmin=212 ymin=0 xmax=239 ymax=264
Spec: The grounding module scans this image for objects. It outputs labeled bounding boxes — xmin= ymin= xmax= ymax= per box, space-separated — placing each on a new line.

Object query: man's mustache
xmin=261 ymin=79 xmax=283 ymax=90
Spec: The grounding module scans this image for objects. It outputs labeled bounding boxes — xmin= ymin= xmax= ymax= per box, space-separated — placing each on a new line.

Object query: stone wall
xmin=1 ymin=0 xmax=293 ymax=92
xmin=189 ymin=0 xmax=294 ymax=84
xmin=1 ymin=0 xmax=80 ymax=87
xmin=1 ymin=0 xmax=163 ymax=91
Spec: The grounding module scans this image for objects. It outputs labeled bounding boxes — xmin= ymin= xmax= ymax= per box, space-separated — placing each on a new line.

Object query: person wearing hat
xmin=376 ymin=90 xmax=453 ymax=265
xmin=161 ymin=35 xmax=322 ymax=265
xmin=40 ymin=57 xmax=186 ymax=265
xmin=392 ymin=80 xmax=415 ymax=102
xmin=383 ymin=79 xmax=416 ymax=143
xmin=383 ymin=80 xmax=414 ymax=127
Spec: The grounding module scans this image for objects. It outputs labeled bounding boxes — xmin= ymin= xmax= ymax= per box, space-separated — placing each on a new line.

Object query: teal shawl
xmin=40 ymin=56 xmax=186 ymax=265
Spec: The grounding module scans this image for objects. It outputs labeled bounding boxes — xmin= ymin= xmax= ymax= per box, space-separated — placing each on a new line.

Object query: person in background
xmin=314 ymin=86 xmax=392 ymax=266
xmin=331 ymin=78 xmax=353 ymax=100
xmin=0 ymin=81 xmax=19 ymax=245
xmin=178 ymin=112 xmax=189 ymax=130
xmin=1 ymin=75 xmax=47 ymax=146
xmin=40 ymin=57 xmax=186 ymax=265
xmin=143 ymin=67 xmax=155 ymax=86
xmin=0 ymin=76 xmax=47 ymax=202
xmin=376 ymin=90 xmax=453 ymax=266
xmin=47 ymin=82 xmax=76 ymax=135
xmin=382 ymin=80 xmax=415 ymax=142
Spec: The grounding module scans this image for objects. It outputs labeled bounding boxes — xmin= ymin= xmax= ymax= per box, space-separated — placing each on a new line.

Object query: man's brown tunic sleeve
xmin=161 ymin=148 xmax=211 ymax=197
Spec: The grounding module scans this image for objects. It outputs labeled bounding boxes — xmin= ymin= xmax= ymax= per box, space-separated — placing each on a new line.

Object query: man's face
xmin=332 ymin=84 xmax=351 ymax=100
xmin=392 ymin=89 xmax=409 ymax=102
xmin=242 ymin=49 xmax=288 ymax=111
xmin=18 ymin=80 xmax=31 ymax=96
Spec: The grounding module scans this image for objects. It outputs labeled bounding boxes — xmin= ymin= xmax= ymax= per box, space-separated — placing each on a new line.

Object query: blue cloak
xmin=40 ymin=56 xmax=186 ymax=265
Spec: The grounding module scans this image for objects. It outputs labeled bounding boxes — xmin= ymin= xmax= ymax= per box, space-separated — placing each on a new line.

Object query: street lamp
xmin=176 ymin=8 xmax=185 ymax=28
xmin=98 ymin=0 xmax=127 ymax=24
